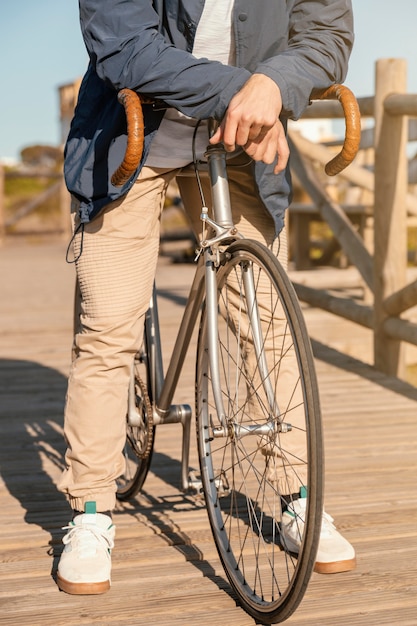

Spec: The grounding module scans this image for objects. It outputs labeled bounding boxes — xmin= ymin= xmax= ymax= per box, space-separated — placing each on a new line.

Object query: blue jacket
xmin=64 ymin=0 xmax=354 ymax=232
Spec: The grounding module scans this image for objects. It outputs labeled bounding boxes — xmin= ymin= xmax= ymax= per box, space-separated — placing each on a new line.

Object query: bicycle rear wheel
xmin=196 ymin=239 xmax=323 ymax=624
xmin=116 ymin=332 xmax=155 ymax=501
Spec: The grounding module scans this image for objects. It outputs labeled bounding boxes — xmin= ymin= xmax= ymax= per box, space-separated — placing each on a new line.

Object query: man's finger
xmin=247 ymin=124 xmax=266 ymax=142
xmin=221 ymin=114 xmax=240 ymax=151
xmin=209 ymin=125 xmax=223 ymax=145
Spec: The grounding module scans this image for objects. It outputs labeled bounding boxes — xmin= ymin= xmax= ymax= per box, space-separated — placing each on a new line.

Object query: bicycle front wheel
xmin=196 ymin=240 xmax=323 ymax=624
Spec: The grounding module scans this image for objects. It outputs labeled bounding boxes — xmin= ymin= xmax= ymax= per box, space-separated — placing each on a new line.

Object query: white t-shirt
xmin=145 ymin=0 xmax=236 ymax=168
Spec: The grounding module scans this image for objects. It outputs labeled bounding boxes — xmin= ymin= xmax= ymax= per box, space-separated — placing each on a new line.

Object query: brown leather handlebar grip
xmin=315 ymin=84 xmax=361 ymax=176
xmin=111 ymin=84 xmax=360 ymax=184
xmin=111 ymin=89 xmax=145 ymax=187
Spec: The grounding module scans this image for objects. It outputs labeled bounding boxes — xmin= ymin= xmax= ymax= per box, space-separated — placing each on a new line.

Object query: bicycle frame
xmin=127 ymin=135 xmax=281 ymax=490
xmin=114 ymin=85 xmax=359 ymax=620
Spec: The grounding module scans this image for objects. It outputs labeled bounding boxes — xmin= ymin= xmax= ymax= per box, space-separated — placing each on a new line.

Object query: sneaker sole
xmin=314 ymin=556 xmax=357 ymax=574
xmin=57 ymin=573 xmax=110 ymax=595
xmin=281 ymin=535 xmax=357 ymax=575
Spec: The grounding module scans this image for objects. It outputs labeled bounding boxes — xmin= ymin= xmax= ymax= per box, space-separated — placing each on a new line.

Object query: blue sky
xmin=1 ymin=0 xmax=416 ymax=161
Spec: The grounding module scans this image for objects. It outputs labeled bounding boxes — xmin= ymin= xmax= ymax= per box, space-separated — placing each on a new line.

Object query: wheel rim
xmin=197 ymin=242 xmax=322 ymax=620
xmin=117 ymin=355 xmax=154 ymax=500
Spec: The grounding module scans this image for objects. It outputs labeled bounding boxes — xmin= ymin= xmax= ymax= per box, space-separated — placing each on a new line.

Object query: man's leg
xmin=57 ymin=167 xmax=177 ymax=594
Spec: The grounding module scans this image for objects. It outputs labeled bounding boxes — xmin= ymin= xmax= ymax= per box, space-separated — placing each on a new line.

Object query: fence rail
xmin=290 ymin=58 xmax=417 ymax=379
xmin=1 ymin=58 xmax=416 ymax=380
xmin=0 ymin=168 xmax=70 ymax=238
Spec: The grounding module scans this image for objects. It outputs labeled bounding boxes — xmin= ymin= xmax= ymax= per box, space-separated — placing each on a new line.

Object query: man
xmin=57 ymin=0 xmax=356 ymax=595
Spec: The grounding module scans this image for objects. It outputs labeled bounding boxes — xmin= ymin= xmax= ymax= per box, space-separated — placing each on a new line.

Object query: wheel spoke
xmin=117 ymin=343 xmax=154 ymax=501
xmin=197 ymin=240 xmax=323 ymax=623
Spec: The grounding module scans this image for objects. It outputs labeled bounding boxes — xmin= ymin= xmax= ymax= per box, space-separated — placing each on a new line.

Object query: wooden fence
xmin=1 ymin=58 xmax=417 ymax=380
xmin=0 ymin=169 xmax=71 ymax=238
xmin=289 ymin=58 xmax=417 ymax=379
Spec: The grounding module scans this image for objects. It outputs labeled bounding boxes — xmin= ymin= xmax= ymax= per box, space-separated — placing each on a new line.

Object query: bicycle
xmin=91 ymin=85 xmax=360 ymax=624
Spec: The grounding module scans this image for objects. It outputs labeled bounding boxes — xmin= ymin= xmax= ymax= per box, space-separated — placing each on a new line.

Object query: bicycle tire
xmin=196 ymin=239 xmax=323 ymax=624
xmin=116 ymin=333 xmax=155 ymax=501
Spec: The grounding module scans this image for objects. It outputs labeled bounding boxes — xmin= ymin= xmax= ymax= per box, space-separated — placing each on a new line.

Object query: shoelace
xmin=289 ymin=506 xmax=336 ymax=539
xmin=62 ymin=524 xmax=114 ymax=559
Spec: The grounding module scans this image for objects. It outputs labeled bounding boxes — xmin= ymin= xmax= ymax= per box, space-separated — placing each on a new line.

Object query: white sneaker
xmin=281 ymin=497 xmax=356 ymax=574
xmin=57 ymin=502 xmax=115 ymax=594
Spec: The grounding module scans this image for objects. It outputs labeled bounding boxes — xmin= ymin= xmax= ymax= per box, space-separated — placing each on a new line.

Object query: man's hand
xmin=210 ymin=74 xmax=289 ymax=174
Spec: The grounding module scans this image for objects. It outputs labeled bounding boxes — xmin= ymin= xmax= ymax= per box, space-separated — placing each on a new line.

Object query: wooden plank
xmin=0 ymin=240 xmax=417 ymax=625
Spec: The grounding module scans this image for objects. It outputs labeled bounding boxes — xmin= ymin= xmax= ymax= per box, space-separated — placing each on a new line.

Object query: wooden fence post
xmin=373 ymin=58 xmax=408 ymax=377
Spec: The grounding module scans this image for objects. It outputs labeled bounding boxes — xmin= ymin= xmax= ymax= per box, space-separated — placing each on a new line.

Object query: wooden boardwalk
xmin=1 ymin=239 xmax=417 ymax=626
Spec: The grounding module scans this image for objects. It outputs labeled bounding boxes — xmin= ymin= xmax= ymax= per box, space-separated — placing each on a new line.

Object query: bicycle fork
xmin=202 ymin=142 xmax=283 ymax=441
xmin=204 ymin=250 xmax=281 ymax=441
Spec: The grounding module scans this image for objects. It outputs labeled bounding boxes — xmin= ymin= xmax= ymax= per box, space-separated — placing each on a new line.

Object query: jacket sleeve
xmin=78 ymin=0 xmax=250 ymax=120
xmin=255 ymin=0 xmax=354 ymax=120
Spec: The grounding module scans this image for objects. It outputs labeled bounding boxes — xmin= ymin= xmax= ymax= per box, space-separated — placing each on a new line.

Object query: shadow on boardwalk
xmin=0 ymin=359 xmax=69 ymax=580
xmin=312 ymin=339 xmax=417 ymax=402
xmin=0 ymin=355 xmax=236 ymax=619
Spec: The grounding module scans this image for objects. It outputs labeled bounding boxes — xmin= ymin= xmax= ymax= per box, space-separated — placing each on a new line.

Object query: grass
xmin=5 ymin=175 xmax=60 ymax=214
xmin=4 ymin=169 xmax=64 ymax=234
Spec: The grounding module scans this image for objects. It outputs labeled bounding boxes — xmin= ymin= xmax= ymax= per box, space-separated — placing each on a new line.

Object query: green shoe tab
xmin=85 ymin=501 xmax=97 ymax=514
xmin=300 ymin=486 xmax=308 ymax=499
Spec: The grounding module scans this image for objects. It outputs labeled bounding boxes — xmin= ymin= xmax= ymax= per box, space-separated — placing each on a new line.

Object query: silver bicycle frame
xmin=128 ymin=134 xmax=279 ymax=489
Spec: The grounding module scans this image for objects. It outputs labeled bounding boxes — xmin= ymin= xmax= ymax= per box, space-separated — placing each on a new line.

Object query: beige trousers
xmin=59 ymin=160 xmax=300 ymax=511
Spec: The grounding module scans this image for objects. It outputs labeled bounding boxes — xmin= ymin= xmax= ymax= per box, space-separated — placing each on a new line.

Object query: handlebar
xmin=111 ymin=83 xmax=361 ymax=186
xmin=111 ymin=89 xmax=145 ymax=187
xmin=314 ymin=84 xmax=361 ymax=176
